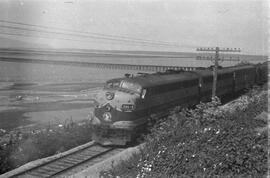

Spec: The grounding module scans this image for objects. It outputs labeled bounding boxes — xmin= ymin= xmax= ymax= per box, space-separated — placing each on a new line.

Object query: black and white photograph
xmin=0 ymin=0 xmax=268 ymax=177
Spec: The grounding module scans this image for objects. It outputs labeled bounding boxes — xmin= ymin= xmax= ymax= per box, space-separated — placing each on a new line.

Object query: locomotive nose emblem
xmin=103 ymin=112 xmax=112 ymax=122
xmin=106 ymin=92 xmax=114 ymax=100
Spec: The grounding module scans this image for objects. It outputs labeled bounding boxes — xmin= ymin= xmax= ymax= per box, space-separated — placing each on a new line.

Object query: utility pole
xmin=196 ymin=47 xmax=241 ymax=98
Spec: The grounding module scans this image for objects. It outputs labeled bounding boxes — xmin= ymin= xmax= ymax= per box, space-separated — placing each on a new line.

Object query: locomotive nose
xmin=105 ymin=92 xmax=114 ymax=100
xmin=102 ymin=112 xmax=112 ymax=122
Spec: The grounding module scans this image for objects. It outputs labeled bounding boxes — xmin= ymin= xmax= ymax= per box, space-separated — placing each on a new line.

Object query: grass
xmin=106 ymin=86 xmax=268 ymax=177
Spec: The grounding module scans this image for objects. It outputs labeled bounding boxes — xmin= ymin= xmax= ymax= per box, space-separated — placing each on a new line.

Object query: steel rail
xmin=8 ymin=143 xmax=118 ymax=178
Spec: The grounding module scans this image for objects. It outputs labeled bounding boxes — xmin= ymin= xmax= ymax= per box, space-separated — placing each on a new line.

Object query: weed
xmin=0 ymin=119 xmax=93 ymax=174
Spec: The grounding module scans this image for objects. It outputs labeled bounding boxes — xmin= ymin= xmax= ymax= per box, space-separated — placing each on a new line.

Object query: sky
xmin=0 ymin=0 xmax=268 ymax=55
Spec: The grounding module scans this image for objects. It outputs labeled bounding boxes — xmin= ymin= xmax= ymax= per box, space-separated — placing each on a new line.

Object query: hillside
xmin=105 ymin=86 xmax=268 ymax=177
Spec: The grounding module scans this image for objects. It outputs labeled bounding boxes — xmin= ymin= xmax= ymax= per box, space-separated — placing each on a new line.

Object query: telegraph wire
xmin=0 ymin=20 xmax=181 ymax=47
xmin=0 ymin=31 xmax=180 ymax=48
xmin=0 ymin=19 xmax=171 ymax=45
xmin=0 ymin=31 xmax=197 ymax=58
xmin=0 ymin=19 xmax=177 ymax=46
xmin=0 ymin=25 xmax=174 ymax=47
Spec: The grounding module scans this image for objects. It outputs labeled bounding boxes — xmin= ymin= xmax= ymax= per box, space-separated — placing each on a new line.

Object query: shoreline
xmin=0 ymin=81 xmax=102 ymax=131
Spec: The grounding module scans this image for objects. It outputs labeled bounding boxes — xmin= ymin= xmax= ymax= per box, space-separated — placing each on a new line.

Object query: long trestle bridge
xmin=0 ymin=56 xmax=197 ymax=72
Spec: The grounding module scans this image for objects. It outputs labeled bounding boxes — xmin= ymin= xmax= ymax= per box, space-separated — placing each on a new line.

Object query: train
xmin=90 ymin=62 xmax=268 ymax=145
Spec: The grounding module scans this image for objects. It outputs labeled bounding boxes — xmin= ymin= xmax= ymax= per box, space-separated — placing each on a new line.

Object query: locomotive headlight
xmin=106 ymin=92 xmax=114 ymax=100
xmin=102 ymin=112 xmax=112 ymax=122
xmin=105 ymin=104 xmax=111 ymax=111
xmin=122 ymin=104 xmax=135 ymax=111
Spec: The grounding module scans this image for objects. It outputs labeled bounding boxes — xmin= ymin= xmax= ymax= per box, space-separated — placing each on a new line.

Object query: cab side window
xmin=113 ymin=82 xmax=120 ymax=87
xmin=141 ymin=89 xmax=147 ymax=99
xmin=106 ymin=82 xmax=113 ymax=88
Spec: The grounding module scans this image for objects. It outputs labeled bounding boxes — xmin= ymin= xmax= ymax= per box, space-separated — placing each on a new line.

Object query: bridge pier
xmin=0 ymin=56 xmax=196 ymax=72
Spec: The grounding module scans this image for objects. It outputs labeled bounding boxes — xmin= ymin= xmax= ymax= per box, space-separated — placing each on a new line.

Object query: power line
xmin=0 ymin=20 xmax=173 ymax=44
xmin=0 ymin=31 xmax=172 ymax=48
xmin=0 ymin=19 xmax=175 ymax=45
xmin=0 ymin=31 xmax=198 ymax=58
xmin=0 ymin=19 xmax=180 ymax=47
xmin=0 ymin=25 xmax=175 ymax=48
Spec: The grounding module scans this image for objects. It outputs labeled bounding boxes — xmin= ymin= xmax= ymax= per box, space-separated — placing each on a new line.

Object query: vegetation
xmin=105 ymin=86 xmax=268 ymax=177
xmin=0 ymin=119 xmax=93 ymax=174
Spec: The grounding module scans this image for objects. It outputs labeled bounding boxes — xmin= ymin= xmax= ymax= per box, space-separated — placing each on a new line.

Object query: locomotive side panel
xmin=234 ymin=66 xmax=256 ymax=92
xmin=245 ymin=66 xmax=256 ymax=87
xmin=216 ymin=70 xmax=234 ymax=96
xmin=194 ymin=71 xmax=213 ymax=102
xmin=256 ymin=62 xmax=268 ymax=84
xmin=140 ymin=78 xmax=200 ymax=111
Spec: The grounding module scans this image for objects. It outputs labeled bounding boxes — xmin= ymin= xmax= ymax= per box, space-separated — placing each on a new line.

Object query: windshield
xmin=105 ymin=80 xmax=120 ymax=89
xmin=120 ymin=81 xmax=142 ymax=93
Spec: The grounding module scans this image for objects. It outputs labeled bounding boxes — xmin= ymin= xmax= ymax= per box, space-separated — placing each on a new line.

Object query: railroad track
xmin=2 ymin=142 xmax=124 ymax=178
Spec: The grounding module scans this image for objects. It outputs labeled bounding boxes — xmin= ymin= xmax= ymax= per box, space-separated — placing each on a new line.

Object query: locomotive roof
xmin=217 ymin=68 xmax=234 ymax=74
xmin=121 ymin=71 xmax=199 ymax=88
xmin=106 ymin=65 xmax=252 ymax=89
xmin=191 ymin=69 xmax=212 ymax=77
xmin=187 ymin=67 xmax=234 ymax=78
xmin=229 ymin=64 xmax=255 ymax=70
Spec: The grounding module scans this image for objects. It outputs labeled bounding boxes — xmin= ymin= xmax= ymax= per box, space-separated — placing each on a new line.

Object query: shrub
xmin=106 ymin=87 xmax=268 ymax=177
xmin=0 ymin=119 xmax=93 ymax=174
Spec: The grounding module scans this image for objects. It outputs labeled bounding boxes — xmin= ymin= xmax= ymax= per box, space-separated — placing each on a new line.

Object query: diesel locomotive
xmin=91 ymin=62 xmax=268 ymax=145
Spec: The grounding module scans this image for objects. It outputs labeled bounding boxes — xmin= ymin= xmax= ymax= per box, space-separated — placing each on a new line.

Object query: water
xmin=0 ymin=50 xmax=266 ymax=130
xmin=0 ymin=61 xmax=137 ymax=83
